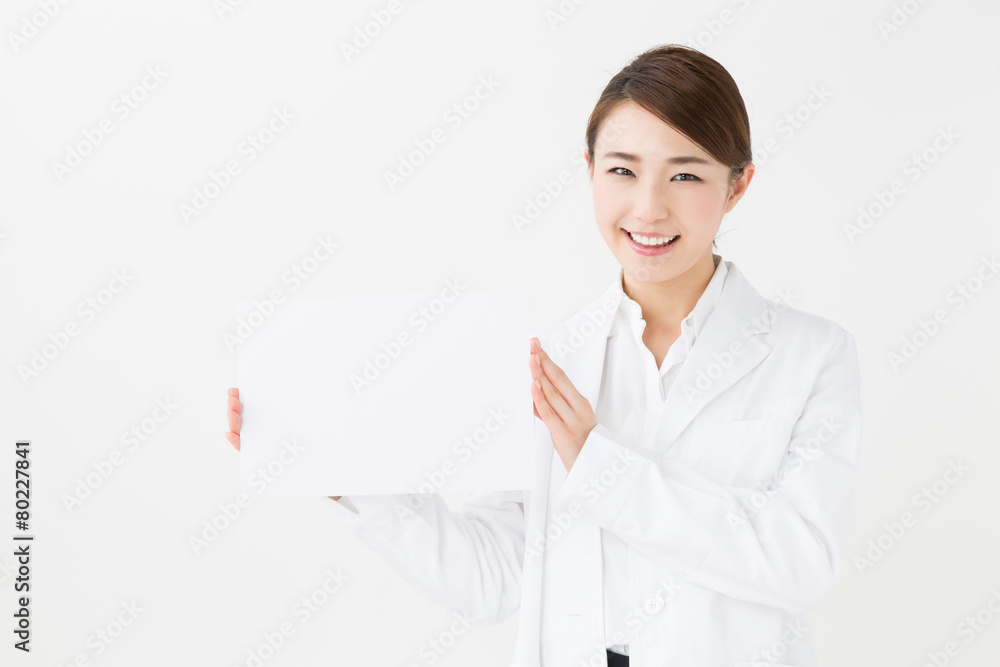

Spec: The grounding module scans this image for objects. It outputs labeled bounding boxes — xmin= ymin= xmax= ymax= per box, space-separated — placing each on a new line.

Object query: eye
xmin=607 ymin=167 xmax=702 ymax=181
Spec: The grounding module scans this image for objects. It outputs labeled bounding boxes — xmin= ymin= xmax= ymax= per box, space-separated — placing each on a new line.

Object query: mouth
xmin=622 ymin=228 xmax=680 ymax=255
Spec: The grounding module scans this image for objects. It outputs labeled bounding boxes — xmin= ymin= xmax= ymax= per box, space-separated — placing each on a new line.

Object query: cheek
xmin=592 ymin=180 xmax=624 ymax=223
xmin=680 ymin=191 xmax=725 ymax=224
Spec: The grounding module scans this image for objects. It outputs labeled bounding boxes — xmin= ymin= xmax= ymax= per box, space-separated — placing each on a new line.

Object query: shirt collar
xmin=609 ymin=253 xmax=729 ymax=344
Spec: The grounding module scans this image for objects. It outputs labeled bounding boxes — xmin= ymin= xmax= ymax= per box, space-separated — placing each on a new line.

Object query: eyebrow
xmin=601 ymin=151 xmax=711 ymax=166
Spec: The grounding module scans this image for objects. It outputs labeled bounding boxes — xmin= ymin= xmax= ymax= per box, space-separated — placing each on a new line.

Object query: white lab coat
xmin=331 ymin=258 xmax=863 ymax=667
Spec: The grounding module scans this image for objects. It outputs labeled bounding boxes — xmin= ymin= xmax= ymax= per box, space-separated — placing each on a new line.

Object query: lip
xmin=622 ymin=228 xmax=679 ymax=256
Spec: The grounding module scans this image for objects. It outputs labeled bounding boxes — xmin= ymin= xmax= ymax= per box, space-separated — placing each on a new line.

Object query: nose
xmin=632 ymin=178 xmax=670 ymax=225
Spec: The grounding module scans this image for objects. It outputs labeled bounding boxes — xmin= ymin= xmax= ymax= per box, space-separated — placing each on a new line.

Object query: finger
xmin=529 ymin=352 xmax=544 ymax=382
xmin=228 ymin=408 xmax=241 ymax=434
xmin=535 ymin=365 xmax=573 ymax=425
xmin=228 ymin=396 xmax=242 ymax=414
xmin=530 ymin=380 xmax=545 ymax=421
xmin=225 ymin=430 xmax=241 ymax=451
xmin=531 ymin=378 xmax=564 ymax=428
xmin=530 ymin=378 xmax=543 ymax=420
xmin=536 ymin=346 xmax=586 ymax=413
xmin=228 ymin=387 xmax=239 ymax=399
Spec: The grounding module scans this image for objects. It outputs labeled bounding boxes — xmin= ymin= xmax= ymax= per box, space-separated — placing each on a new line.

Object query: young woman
xmin=226 ymin=44 xmax=862 ymax=667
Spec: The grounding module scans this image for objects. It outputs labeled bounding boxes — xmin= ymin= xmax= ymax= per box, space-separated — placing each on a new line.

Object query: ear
xmin=724 ymin=163 xmax=755 ymax=215
xmin=584 ymin=149 xmax=594 ymax=184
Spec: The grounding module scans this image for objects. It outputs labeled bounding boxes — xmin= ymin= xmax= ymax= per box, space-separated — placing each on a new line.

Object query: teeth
xmin=627 ymin=231 xmax=677 ymax=247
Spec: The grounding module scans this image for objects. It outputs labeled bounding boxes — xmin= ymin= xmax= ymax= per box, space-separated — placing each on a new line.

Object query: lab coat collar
xmin=555 ymin=255 xmax=772 ymax=452
xmin=611 ymin=253 xmax=730 ymax=349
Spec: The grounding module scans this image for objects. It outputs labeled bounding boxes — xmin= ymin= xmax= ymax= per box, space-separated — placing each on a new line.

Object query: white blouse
xmin=599 ymin=254 xmax=728 ymax=656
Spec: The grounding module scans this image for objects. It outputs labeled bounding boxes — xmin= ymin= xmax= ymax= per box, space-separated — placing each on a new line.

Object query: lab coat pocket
xmin=709 ymin=416 xmax=796 ymax=437
xmin=692 ymin=415 xmax=799 ymax=487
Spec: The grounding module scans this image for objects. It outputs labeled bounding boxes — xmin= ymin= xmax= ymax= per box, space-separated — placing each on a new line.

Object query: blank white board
xmin=235 ymin=286 xmax=534 ymax=498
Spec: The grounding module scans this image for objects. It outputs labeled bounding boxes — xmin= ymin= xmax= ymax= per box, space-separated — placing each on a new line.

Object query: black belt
xmin=606 ymin=648 xmax=629 ymax=666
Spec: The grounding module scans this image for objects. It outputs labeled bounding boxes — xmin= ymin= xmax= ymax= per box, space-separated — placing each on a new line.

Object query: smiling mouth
xmin=624 ymin=229 xmax=679 ymax=248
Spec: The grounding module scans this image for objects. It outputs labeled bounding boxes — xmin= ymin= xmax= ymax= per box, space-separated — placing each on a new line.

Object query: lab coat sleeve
xmin=552 ymin=331 xmax=863 ymax=614
xmin=321 ymin=489 xmax=525 ymax=625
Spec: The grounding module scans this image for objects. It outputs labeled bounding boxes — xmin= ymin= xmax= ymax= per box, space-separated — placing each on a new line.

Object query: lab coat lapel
xmin=516 ymin=281 xmax=618 ymax=666
xmin=650 ymin=261 xmax=774 ymax=459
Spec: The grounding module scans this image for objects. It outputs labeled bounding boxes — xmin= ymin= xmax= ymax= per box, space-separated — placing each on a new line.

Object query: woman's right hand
xmin=225 ymin=387 xmax=342 ymax=502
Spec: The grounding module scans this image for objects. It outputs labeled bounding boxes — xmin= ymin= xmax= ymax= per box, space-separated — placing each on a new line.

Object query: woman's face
xmin=586 ymin=101 xmax=754 ymax=285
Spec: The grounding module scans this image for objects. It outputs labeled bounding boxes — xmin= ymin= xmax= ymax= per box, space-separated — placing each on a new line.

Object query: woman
xmin=226 ymin=44 xmax=862 ymax=667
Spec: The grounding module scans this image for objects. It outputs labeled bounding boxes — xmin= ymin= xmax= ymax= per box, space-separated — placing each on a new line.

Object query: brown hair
xmin=585 ymin=44 xmax=752 ymax=185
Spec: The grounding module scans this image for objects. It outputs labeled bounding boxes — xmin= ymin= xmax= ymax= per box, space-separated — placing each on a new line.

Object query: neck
xmin=622 ymin=251 xmax=717 ymax=331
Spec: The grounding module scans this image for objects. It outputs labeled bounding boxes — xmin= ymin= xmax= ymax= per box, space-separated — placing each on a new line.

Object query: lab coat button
xmin=643 ymin=595 xmax=663 ymax=615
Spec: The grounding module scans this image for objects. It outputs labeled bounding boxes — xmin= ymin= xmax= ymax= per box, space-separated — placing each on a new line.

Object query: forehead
xmin=595 ymin=101 xmax=709 ymax=160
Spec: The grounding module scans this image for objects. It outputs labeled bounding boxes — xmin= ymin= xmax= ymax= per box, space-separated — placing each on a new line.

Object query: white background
xmin=2 ymin=0 xmax=998 ymax=665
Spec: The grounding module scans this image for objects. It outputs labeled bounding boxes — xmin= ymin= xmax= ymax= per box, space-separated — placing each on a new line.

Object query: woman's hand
xmin=225 ymin=387 xmax=342 ymax=502
xmin=528 ymin=337 xmax=596 ymax=472
xmin=225 ymin=387 xmax=242 ymax=450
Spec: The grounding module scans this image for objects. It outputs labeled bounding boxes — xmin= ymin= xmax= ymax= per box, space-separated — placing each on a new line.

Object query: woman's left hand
xmin=529 ymin=337 xmax=597 ymax=472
